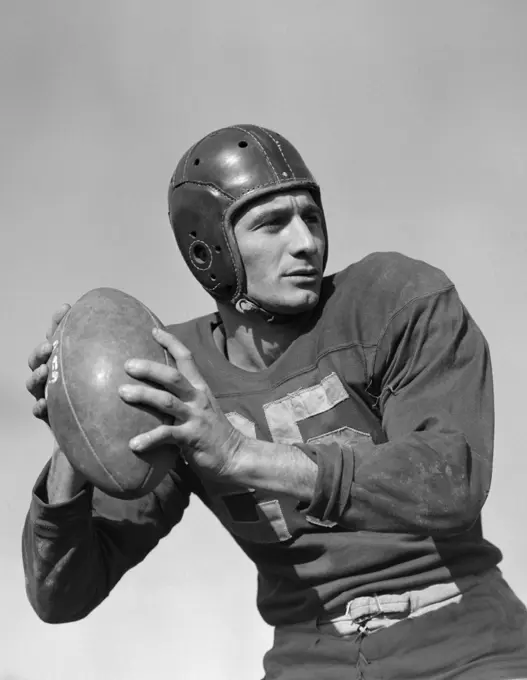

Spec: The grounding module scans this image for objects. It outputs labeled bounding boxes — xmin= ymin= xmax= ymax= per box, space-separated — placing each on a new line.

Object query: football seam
xmin=58 ymin=310 xmax=126 ymax=494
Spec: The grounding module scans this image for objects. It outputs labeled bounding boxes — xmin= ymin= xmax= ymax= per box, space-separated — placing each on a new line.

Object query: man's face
xmin=233 ymin=189 xmax=326 ymax=316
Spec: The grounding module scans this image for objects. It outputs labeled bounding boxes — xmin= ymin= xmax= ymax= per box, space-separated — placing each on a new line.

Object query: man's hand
xmin=26 ymin=303 xmax=89 ymax=501
xmin=26 ymin=303 xmax=71 ymax=424
xmin=119 ymin=328 xmax=246 ymax=482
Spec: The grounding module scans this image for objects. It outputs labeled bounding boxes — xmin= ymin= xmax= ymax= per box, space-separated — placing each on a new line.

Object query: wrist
xmin=217 ymin=428 xmax=249 ymax=482
xmin=47 ymin=445 xmax=90 ymax=504
xmin=225 ymin=438 xmax=318 ymax=502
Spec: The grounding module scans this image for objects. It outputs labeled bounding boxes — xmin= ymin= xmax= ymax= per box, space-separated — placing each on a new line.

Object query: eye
xmin=304 ymin=211 xmax=322 ymax=227
xmin=259 ymin=219 xmax=283 ymax=233
xmin=251 ymin=216 xmax=281 ymax=232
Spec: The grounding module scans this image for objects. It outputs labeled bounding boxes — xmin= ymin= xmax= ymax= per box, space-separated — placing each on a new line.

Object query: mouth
xmin=285 ymin=268 xmax=320 ymax=278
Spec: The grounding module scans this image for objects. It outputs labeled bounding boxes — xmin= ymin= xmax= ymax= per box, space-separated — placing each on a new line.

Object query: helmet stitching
xmin=256 ymin=126 xmax=295 ymax=179
xmin=172 ymin=179 xmax=235 ymax=200
xmin=233 ymin=177 xmax=316 ymax=194
xmin=180 ymin=129 xmax=227 ymax=182
xmin=181 ymin=142 xmax=199 ymax=182
xmin=187 ymin=240 xmax=213 ymax=271
xmin=230 ymin=125 xmax=280 ymax=182
xmin=219 ymin=203 xmax=244 ymax=300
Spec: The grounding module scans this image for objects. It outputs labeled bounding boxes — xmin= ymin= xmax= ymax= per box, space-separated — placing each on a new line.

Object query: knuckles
xmin=25 ymin=374 xmax=35 ymax=393
xmin=26 ymin=364 xmax=48 ymax=394
xmin=32 ymin=399 xmax=47 ymax=419
xmin=28 ymin=342 xmax=52 ymax=370
xmin=50 ymin=304 xmax=70 ymax=327
xmin=39 ymin=340 xmax=52 ymax=357
xmin=167 ymin=340 xmax=192 ymax=362
xmin=168 ymin=368 xmax=181 ymax=383
xmin=161 ymin=424 xmax=174 ymax=440
xmin=161 ymin=394 xmax=176 ymax=410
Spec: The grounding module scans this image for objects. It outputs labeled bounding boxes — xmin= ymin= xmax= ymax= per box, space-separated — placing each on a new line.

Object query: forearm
xmin=228 ymin=430 xmax=488 ymax=537
xmin=23 ymin=460 xmax=190 ymax=623
xmin=326 ymin=434 xmax=486 ymax=535
xmin=231 ymin=438 xmax=318 ymax=502
xmin=23 ymin=465 xmax=105 ymax=623
xmin=25 ymin=449 xmax=104 ymax=622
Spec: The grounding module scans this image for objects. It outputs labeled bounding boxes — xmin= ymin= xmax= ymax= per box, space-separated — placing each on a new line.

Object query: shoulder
xmin=331 ymin=251 xmax=454 ymax=309
xmin=319 ymin=252 xmax=456 ymax=343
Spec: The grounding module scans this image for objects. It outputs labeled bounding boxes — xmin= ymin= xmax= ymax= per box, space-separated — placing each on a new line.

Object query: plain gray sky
xmin=2 ymin=1 xmax=527 ymax=678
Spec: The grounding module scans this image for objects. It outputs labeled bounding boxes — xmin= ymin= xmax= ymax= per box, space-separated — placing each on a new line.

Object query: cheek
xmin=244 ymin=252 xmax=279 ymax=287
xmin=315 ymin=230 xmax=326 ymax=258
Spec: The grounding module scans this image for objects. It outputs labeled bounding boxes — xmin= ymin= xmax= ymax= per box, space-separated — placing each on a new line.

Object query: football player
xmin=24 ymin=125 xmax=527 ymax=679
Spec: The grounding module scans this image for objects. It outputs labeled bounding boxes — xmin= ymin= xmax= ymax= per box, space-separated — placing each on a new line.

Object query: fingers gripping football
xmin=26 ymin=362 xmax=50 ymax=419
xmin=26 ymin=304 xmax=71 ymax=423
xmin=119 ymin=328 xmax=244 ymax=480
xmin=119 ymin=366 xmax=192 ymax=416
xmin=46 ymin=304 xmax=71 ymax=340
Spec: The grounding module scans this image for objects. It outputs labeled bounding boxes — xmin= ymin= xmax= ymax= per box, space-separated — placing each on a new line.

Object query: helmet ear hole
xmin=191 ymin=242 xmax=210 ymax=266
xmin=238 ymin=141 xmax=248 ymax=148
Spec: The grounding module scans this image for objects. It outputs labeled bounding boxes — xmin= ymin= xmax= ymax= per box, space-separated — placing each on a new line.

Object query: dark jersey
xmin=22 ymin=252 xmax=502 ymax=626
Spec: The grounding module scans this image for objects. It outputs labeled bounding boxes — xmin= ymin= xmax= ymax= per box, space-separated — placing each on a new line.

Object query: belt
xmin=317 ymin=569 xmax=498 ymax=636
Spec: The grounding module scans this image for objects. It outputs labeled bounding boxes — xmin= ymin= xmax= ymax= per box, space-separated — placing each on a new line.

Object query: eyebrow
xmin=251 ymin=203 xmax=321 ymax=224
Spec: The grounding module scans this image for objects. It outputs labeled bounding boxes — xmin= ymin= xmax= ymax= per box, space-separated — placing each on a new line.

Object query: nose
xmin=288 ymin=215 xmax=321 ymax=257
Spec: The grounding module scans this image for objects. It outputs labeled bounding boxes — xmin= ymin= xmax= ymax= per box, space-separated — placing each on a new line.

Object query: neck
xmin=214 ymin=302 xmax=311 ymax=372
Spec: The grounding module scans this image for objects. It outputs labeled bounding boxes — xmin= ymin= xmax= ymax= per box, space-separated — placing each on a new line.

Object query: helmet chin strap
xmin=234 ymin=296 xmax=301 ymax=325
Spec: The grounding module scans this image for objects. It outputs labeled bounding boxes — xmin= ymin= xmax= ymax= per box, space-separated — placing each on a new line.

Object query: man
xmin=24 ymin=125 xmax=527 ymax=679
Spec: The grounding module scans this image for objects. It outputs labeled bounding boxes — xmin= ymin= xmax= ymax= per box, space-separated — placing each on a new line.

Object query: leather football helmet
xmin=168 ymin=124 xmax=327 ymax=322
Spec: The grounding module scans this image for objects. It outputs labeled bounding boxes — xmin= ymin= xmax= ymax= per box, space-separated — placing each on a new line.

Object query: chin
xmin=271 ymin=290 xmax=320 ymax=316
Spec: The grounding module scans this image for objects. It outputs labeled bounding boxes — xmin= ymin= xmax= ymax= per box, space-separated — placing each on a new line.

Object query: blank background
xmin=2 ymin=1 xmax=526 ymax=678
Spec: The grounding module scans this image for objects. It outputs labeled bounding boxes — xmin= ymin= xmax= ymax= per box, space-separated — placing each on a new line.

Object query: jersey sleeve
xmin=22 ymin=457 xmax=191 ymax=623
xmin=296 ymin=284 xmax=494 ymax=537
